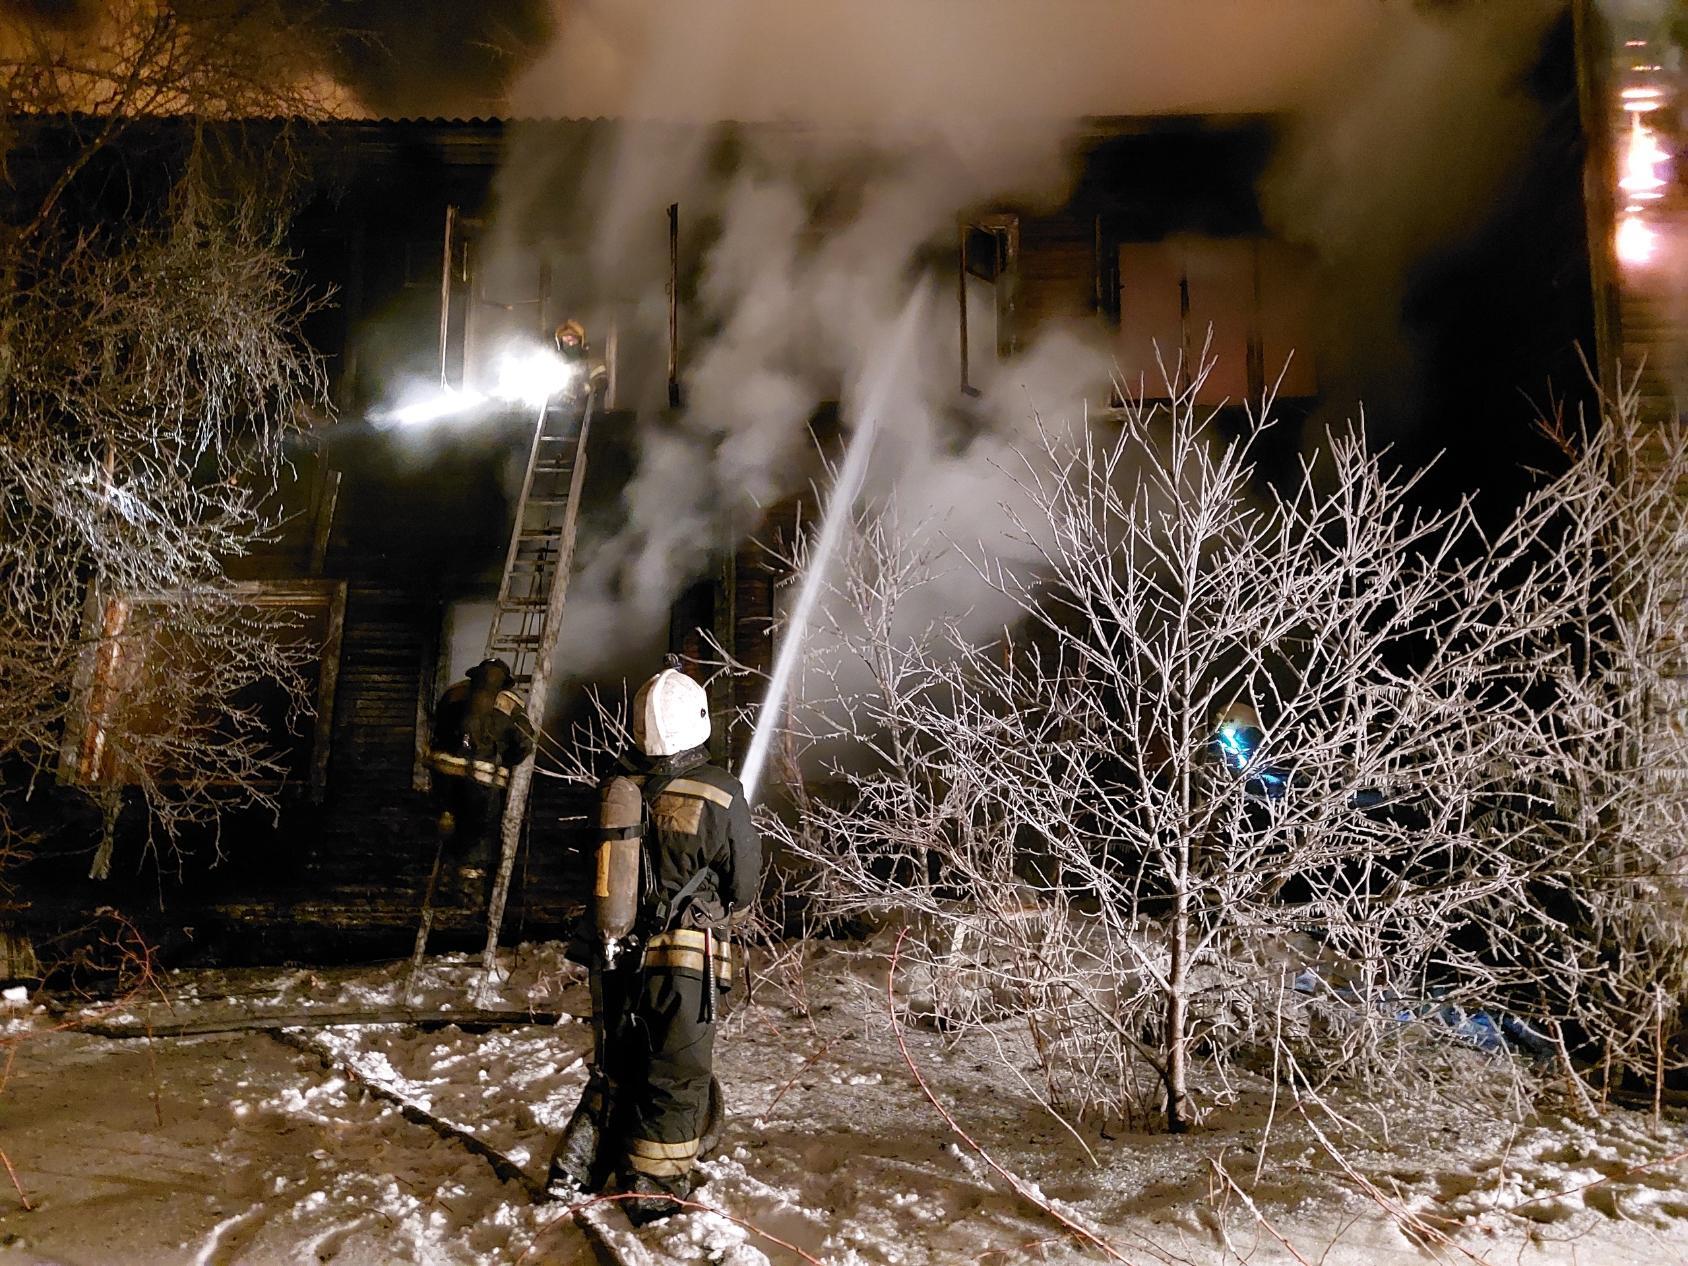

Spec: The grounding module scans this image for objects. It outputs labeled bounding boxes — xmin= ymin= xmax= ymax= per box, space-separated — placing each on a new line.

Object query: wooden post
xmin=309 ymin=468 xmax=341 ymax=576
xmin=439 ymin=204 xmax=458 ymax=389
xmin=668 ymin=203 xmax=681 ymax=408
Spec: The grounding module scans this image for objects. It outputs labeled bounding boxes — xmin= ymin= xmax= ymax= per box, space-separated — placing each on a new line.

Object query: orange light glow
xmin=1620 ymin=114 xmax=1669 ymax=195
xmin=1617 ymin=213 xmax=1658 ymax=267
xmin=1623 ymin=86 xmax=1665 ymax=113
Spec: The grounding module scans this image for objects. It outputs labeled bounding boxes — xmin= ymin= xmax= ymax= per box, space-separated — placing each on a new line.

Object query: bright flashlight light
xmin=1617 ymin=213 xmax=1658 ymax=267
xmin=492 ymin=346 xmax=578 ymax=409
xmin=380 ymin=340 xmax=579 ymax=427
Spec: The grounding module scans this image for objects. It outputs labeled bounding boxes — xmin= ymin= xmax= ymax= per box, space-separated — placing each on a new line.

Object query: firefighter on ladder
xmin=547 ymin=659 xmax=762 ymax=1224
xmin=426 ymin=657 xmax=535 ymax=908
xmin=553 ymin=319 xmax=609 ymax=403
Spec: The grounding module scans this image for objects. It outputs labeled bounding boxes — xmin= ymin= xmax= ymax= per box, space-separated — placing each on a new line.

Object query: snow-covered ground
xmin=1 ymin=941 xmax=1685 ymax=1265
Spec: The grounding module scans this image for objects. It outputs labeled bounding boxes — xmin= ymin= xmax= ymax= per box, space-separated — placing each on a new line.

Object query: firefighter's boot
xmin=544 ymin=1074 xmax=611 ymax=1199
xmin=621 ymin=1172 xmax=686 ymax=1226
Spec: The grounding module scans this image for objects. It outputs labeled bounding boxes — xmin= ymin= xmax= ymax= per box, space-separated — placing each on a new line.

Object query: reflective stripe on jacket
xmin=427 ymin=750 xmax=511 ymax=788
xmin=430 ymin=681 xmax=534 ymax=789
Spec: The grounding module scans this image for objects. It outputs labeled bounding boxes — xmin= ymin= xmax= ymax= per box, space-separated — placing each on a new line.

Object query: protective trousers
xmin=549 ymin=960 xmax=722 ymax=1204
xmin=550 ymin=964 xmax=636 ymax=1193
xmin=433 ymin=775 xmax=502 ymax=908
xmin=616 ymin=964 xmax=716 ymax=1195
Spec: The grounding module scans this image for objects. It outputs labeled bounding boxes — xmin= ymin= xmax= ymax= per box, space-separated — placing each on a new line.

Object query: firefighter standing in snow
xmin=426 ymin=658 xmax=535 ymax=907
xmin=549 ymin=662 xmax=762 ymax=1224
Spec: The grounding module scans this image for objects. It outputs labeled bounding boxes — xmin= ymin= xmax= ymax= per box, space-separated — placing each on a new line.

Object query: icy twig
xmin=1206 ymin=1155 xmax=1313 ymax=1266
xmin=756 ymin=1036 xmax=840 ymax=1121
xmin=0 ymin=1145 xmax=32 ymax=1212
xmin=979 ymin=1236 xmax=1065 ymax=1264
xmin=1494 ymin=1146 xmax=1688 ymax=1218
xmin=0 ymin=1039 xmax=17 ymax=1102
xmin=1292 ymin=1094 xmax=1493 ymax=1266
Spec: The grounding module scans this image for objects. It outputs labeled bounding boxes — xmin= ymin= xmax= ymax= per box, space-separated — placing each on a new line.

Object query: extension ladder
xmin=408 ymin=386 xmax=598 ymax=998
xmin=484 ymin=388 xmax=595 ymax=688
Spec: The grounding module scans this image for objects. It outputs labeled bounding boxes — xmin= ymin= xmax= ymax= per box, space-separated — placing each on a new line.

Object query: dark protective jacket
xmin=596 ymin=744 xmax=760 ymax=1207
xmin=600 ymin=745 xmax=760 ymax=951
xmin=550 ymin=745 xmax=761 ymax=1208
xmin=557 ymin=340 xmax=609 ymax=397
xmin=428 ymin=677 xmax=534 ymax=790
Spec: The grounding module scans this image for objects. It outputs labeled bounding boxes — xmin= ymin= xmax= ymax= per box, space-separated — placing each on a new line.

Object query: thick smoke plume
xmin=497 ymin=0 xmax=1363 ymax=682
xmin=1259 ymin=0 xmax=1562 ymax=441
xmin=484 ymin=2 xmax=1578 ymax=691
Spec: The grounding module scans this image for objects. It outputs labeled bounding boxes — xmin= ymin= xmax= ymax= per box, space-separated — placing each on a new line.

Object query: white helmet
xmin=632 ymin=665 xmax=711 ymax=757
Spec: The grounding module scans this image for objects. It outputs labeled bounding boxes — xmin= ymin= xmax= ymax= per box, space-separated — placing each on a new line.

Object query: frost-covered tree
xmin=0 ymin=2 xmax=332 ymax=877
xmin=762 ymin=371 xmax=1685 ymax=1132
xmin=1516 ymin=384 xmax=1688 ymax=1104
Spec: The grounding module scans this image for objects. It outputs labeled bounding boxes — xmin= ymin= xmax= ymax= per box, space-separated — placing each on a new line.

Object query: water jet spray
xmin=739 ymin=285 xmax=933 ymax=803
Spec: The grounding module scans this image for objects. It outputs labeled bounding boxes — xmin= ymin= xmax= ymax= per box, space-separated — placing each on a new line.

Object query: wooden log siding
xmin=255 ymin=585 xmax=439 ymax=933
xmin=199 ymin=584 xmax=587 ymax=946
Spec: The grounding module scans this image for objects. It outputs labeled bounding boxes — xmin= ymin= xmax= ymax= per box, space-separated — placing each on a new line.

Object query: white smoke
xmin=541 ymin=138 xmax=1114 ymax=681
xmin=483 ymin=0 xmax=1585 ymax=693
xmin=1258 ymin=1 xmax=1564 ymax=439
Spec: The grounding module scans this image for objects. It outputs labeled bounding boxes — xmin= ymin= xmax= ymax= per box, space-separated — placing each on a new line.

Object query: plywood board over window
xmin=1115 ymin=236 xmax=1318 ymax=405
xmin=958 ymin=214 xmax=1020 ymax=395
xmin=59 ymin=580 xmax=347 ymax=803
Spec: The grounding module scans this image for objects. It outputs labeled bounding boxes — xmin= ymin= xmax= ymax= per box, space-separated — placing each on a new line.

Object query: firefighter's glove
xmin=437 ymin=811 xmax=457 ymax=837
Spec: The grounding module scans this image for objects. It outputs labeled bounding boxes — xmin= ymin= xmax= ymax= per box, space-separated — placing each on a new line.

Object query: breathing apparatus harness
xmin=607 ymin=753 xmax=727 ymax=1024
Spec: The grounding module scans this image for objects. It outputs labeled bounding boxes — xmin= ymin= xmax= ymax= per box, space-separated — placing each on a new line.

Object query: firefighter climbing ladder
xmin=410 ymin=202 xmax=600 ymax=997
xmin=483 ymin=390 xmax=595 ymax=687
xmin=406 ymin=387 xmax=599 ymax=995
xmin=407 ymin=387 xmax=599 ymax=996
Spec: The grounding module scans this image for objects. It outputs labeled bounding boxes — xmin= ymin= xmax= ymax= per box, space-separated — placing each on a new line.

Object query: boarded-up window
xmin=1115 ymin=237 xmax=1317 ymax=404
xmin=959 ymin=215 xmax=1020 ymax=393
xmin=60 ymin=581 xmax=346 ymax=800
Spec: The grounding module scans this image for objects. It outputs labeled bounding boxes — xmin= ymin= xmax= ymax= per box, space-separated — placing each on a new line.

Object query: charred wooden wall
xmin=228 ymin=581 xmax=591 ymax=959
